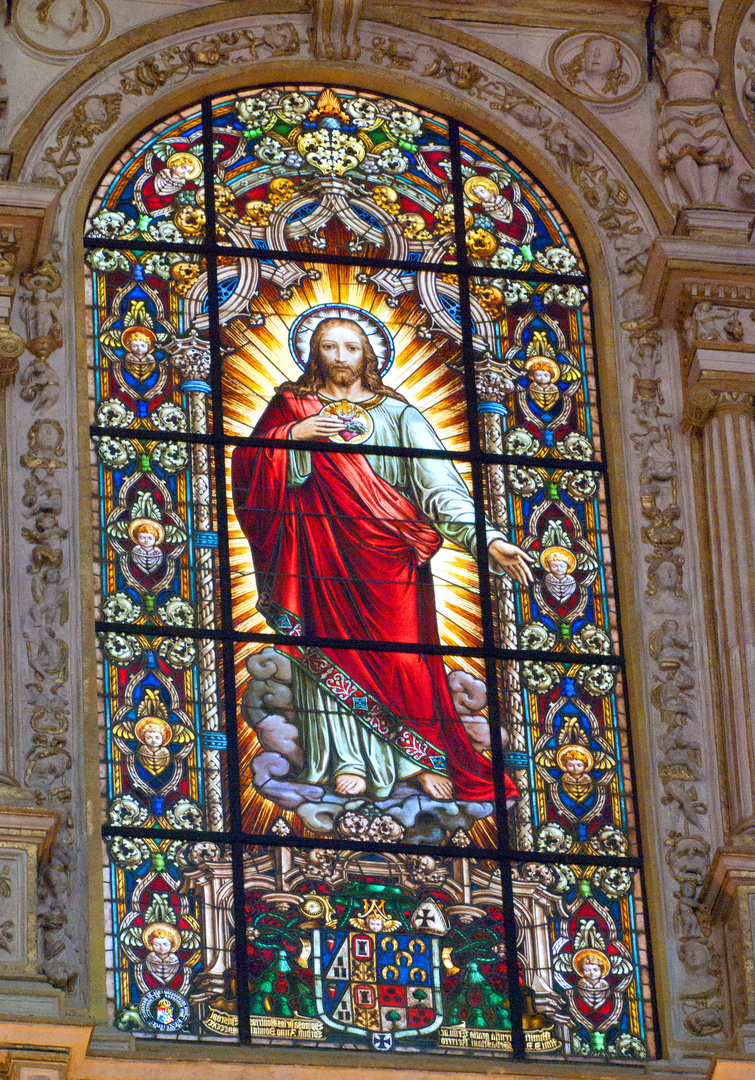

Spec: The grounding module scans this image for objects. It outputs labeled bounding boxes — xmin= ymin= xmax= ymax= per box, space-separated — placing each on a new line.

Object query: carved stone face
xmin=44 ymin=0 xmax=86 ymax=35
xmin=678 ymin=18 xmax=704 ymax=50
xmin=582 ymin=37 xmax=620 ymax=76
xmin=35 ymin=421 xmax=63 ymax=454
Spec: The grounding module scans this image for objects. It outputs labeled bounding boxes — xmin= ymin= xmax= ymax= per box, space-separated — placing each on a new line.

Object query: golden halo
xmin=525 ymin=356 xmax=561 ymax=382
xmin=128 ymin=517 xmax=165 ymax=544
xmin=556 ymin=743 xmax=594 ymax=771
xmin=464 ymin=175 xmax=500 ymax=200
xmin=121 ymin=325 xmax=157 ymax=350
xmin=142 ymin=922 xmax=182 ymax=951
xmin=166 ymin=152 xmax=202 ymax=180
xmin=573 ymin=949 xmax=610 ymax=978
xmin=135 ymin=716 xmax=172 ymax=745
xmin=541 ymin=546 xmax=577 ymax=574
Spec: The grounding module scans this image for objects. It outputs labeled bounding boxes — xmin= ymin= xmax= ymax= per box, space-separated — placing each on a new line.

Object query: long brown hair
xmin=277 ymin=318 xmax=405 ymax=400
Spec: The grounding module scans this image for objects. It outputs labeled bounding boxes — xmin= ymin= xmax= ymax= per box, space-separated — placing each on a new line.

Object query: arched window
xmin=86 ymin=84 xmax=656 ymax=1061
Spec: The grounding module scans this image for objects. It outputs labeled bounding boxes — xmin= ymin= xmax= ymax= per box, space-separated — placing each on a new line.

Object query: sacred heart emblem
xmin=319 ymin=400 xmax=374 ymax=444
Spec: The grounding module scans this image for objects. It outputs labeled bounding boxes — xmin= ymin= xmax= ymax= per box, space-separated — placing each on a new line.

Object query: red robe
xmin=232 ymin=390 xmax=516 ymax=803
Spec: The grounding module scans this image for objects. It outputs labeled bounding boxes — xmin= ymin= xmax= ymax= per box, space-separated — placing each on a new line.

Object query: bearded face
xmin=314 ymin=324 xmax=366 ymax=388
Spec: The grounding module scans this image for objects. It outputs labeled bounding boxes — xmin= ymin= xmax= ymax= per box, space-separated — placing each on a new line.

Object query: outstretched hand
xmin=488 ymin=538 xmax=534 ymax=585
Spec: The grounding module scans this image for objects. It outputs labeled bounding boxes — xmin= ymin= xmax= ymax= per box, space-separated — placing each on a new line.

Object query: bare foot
xmin=416 ymin=771 xmax=454 ymax=800
xmin=335 ymin=773 xmax=367 ymax=795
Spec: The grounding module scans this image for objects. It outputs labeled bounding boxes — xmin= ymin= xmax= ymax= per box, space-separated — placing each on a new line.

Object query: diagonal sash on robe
xmin=232 ymin=390 xmax=501 ymax=802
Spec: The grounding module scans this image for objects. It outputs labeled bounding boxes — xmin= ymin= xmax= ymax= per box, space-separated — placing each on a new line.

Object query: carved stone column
xmin=684 ymin=386 xmax=755 ymax=833
xmin=0 ymin=186 xmax=57 ymax=784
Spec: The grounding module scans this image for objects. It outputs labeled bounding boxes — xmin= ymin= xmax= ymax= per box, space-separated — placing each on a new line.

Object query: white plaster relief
xmin=733 ymin=0 xmax=755 ymax=132
xmin=549 ymin=31 xmax=645 ymax=105
xmin=11 ymin=0 xmax=110 ymax=63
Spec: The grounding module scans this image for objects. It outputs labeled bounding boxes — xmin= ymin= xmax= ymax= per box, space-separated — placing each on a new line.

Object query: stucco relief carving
xmin=736 ymin=13 xmax=755 ymax=134
xmin=0 ymin=857 xmax=16 ymax=958
xmin=12 ymin=15 xmax=722 ymax=1043
xmin=12 ymin=0 xmax=109 ymax=60
xmin=0 ymin=233 xmax=27 ymax=387
xmin=119 ymin=26 xmax=302 ymax=98
xmin=656 ymin=8 xmax=733 ymax=206
xmin=673 ymin=281 xmax=755 ymax=382
xmin=7 ymin=248 xmax=80 ymax=993
xmin=549 ymin=32 xmax=644 ymax=105
xmin=33 ymin=94 xmax=121 ymax=189
xmin=621 ymin=309 xmax=724 ymax=1036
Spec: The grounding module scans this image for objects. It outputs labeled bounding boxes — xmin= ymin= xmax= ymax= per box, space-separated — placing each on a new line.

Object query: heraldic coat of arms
xmin=306 ymin=881 xmax=445 ymax=1050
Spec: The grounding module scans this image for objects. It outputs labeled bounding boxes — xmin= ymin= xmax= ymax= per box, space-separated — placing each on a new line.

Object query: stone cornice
xmin=641 ymin=236 xmax=755 ymax=324
xmin=365 ymin=0 xmax=652 ymax=32
xmin=0 ymin=183 xmax=59 ymax=275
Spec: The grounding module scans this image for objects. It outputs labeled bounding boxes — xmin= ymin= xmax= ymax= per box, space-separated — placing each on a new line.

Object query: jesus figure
xmin=231 ymin=309 xmax=533 ymax=805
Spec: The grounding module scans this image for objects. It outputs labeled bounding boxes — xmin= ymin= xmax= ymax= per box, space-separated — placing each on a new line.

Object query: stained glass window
xmin=87 ymin=84 xmax=656 ymax=1060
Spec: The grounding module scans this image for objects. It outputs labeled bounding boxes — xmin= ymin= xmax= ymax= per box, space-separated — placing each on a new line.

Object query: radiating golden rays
xmin=222 ymin=263 xmax=495 ymax=844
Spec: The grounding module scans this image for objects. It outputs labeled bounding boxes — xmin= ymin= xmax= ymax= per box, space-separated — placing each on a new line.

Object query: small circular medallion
xmin=139 ymin=988 xmax=189 ymax=1033
xmin=12 ymin=0 xmax=109 ymax=59
xmin=549 ymin=32 xmax=643 ymax=105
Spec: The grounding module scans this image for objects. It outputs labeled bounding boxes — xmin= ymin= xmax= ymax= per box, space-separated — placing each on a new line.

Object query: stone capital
xmin=0 ymin=183 xmax=58 ymax=279
xmin=683 ymin=385 xmax=755 ymax=431
xmin=0 ymin=182 xmax=58 ymax=388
